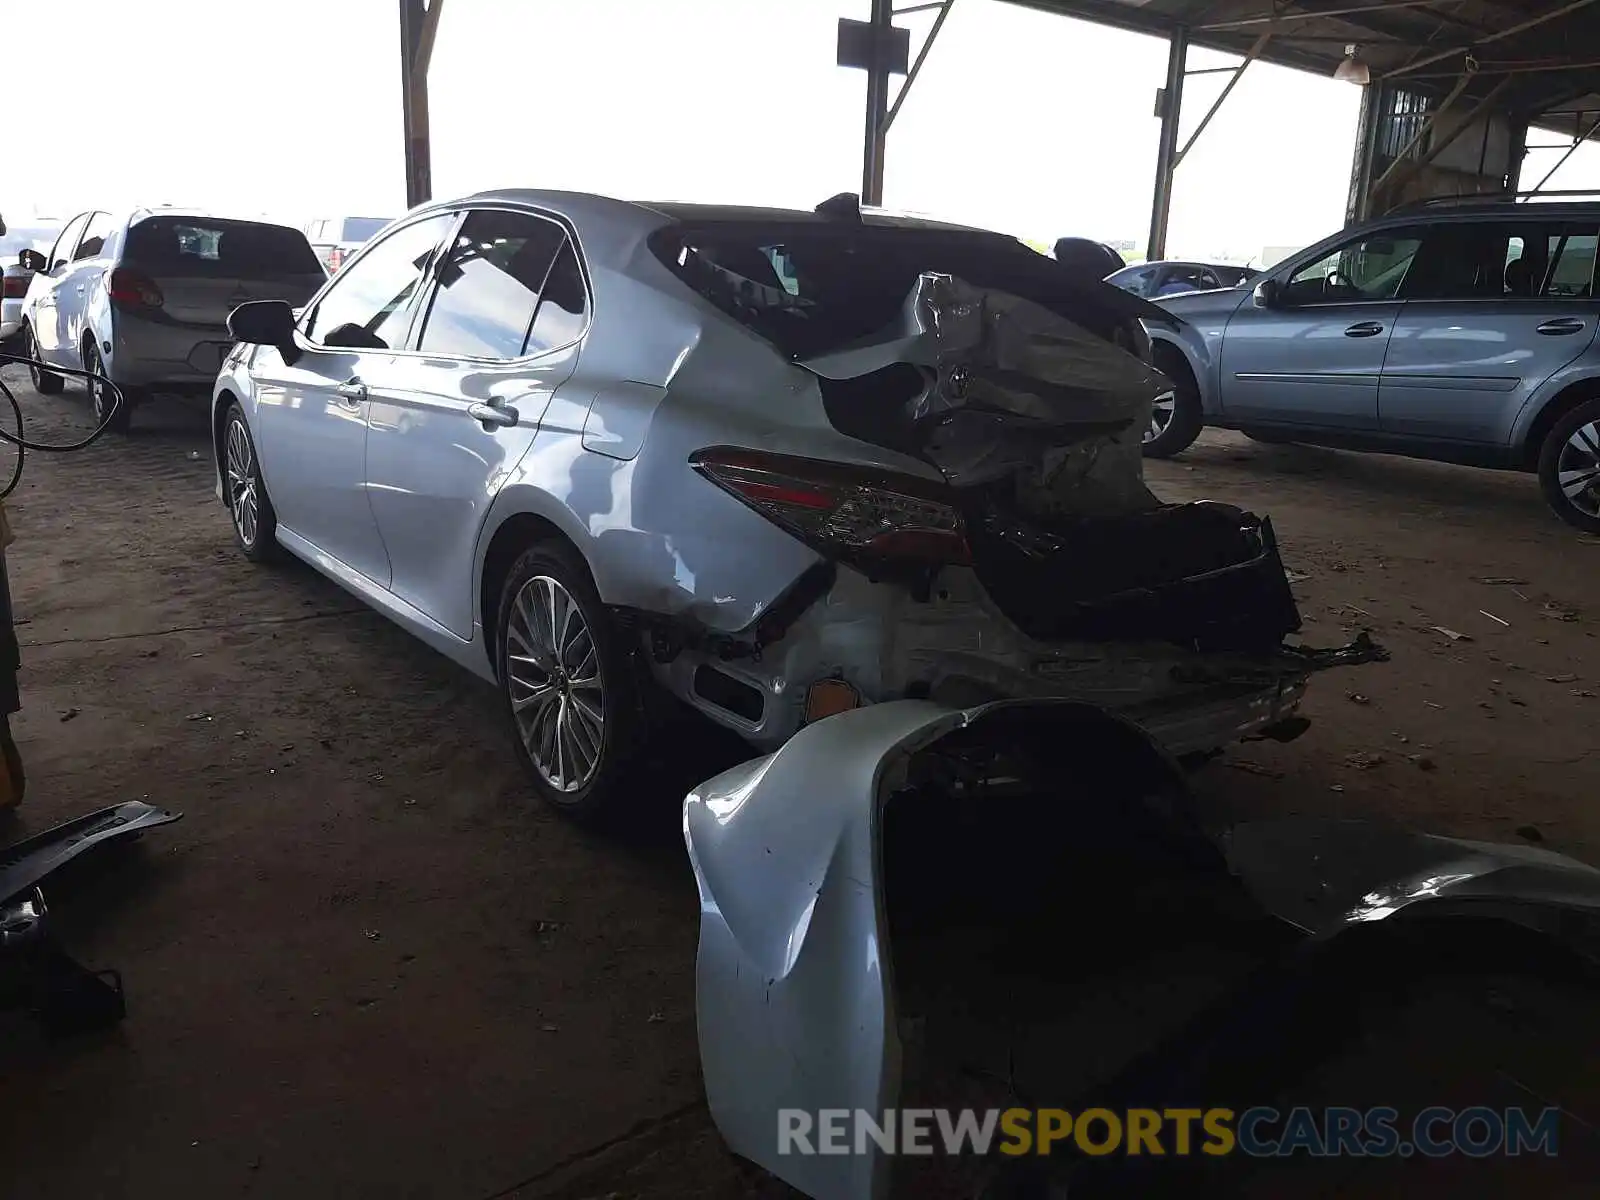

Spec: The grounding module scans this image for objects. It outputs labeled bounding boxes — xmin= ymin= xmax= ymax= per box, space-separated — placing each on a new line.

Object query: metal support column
xmin=1346 ymin=81 xmax=1386 ymax=222
xmin=861 ymin=0 xmax=895 ymax=206
xmin=399 ymin=0 xmax=445 ymax=210
xmin=1147 ymin=28 xmax=1188 ymax=262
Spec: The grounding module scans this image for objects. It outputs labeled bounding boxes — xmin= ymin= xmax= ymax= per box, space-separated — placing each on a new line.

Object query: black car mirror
xmin=1252 ymin=279 xmax=1281 ymax=308
xmin=228 ymin=300 xmax=297 ymax=346
xmin=17 ymin=249 xmax=45 ymax=273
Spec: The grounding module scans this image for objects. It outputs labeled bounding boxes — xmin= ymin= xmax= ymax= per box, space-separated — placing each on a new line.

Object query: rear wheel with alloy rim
xmin=23 ymin=325 xmax=64 ymax=395
xmin=497 ymin=542 xmax=646 ymax=824
xmin=1538 ymin=397 xmax=1600 ymax=534
xmin=82 ymin=341 xmax=132 ymax=432
xmin=223 ymin=403 xmax=281 ymax=561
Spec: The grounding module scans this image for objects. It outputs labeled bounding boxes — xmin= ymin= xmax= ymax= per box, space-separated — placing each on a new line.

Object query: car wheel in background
xmin=496 ymin=541 xmax=647 ymax=825
xmin=223 ymin=403 xmax=281 ymax=562
xmin=1538 ymin=397 xmax=1600 ymax=534
xmin=23 ymin=325 xmax=64 ymax=396
xmin=1142 ymin=350 xmax=1203 ymax=459
xmin=82 ymin=342 xmax=132 ymax=433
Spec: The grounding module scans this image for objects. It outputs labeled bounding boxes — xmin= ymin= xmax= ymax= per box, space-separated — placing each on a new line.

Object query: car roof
xmin=1370 ymin=200 xmax=1600 ymax=225
xmin=432 ymin=188 xmax=1005 ymax=237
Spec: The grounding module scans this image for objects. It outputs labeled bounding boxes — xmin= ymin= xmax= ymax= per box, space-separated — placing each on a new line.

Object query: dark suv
xmin=1144 ymin=197 xmax=1600 ymax=532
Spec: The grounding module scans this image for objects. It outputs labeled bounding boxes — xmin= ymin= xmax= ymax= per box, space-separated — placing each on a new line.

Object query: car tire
xmin=1143 ymin=352 xmax=1203 ymax=459
xmin=222 ymin=403 xmax=282 ymax=562
xmin=1537 ymin=397 xmax=1600 ymax=534
xmin=82 ymin=341 xmax=132 ymax=433
xmin=22 ymin=325 xmax=64 ymax=396
xmin=496 ymin=541 xmax=648 ymax=825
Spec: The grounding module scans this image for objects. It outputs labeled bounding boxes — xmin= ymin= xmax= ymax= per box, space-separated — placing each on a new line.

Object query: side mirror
xmin=17 ymin=249 xmax=45 ymax=273
xmin=227 ymin=300 xmax=297 ymax=346
xmin=1252 ymin=279 xmax=1281 ymax=309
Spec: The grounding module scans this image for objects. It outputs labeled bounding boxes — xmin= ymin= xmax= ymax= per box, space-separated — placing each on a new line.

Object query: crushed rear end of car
xmin=640 ymin=222 xmax=1384 ymax=754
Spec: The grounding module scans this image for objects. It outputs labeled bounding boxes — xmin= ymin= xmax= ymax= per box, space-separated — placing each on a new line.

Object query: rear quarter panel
xmin=472 ymin=206 xmax=946 ymax=641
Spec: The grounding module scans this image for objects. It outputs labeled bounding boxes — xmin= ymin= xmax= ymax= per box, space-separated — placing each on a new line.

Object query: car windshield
xmin=650 ymin=221 xmax=1150 ymax=359
xmin=125 ymin=217 xmax=324 ymax=277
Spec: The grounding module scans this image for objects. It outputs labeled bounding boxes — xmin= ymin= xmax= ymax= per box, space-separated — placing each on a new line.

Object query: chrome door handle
xmin=468 ymin=401 xmax=518 ymax=428
xmin=1536 ymin=317 xmax=1586 ymax=336
xmin=1344 ymin=321 xmax=1384 ymax=338
xmin=335 ymin=379 xmax=366 ymax=406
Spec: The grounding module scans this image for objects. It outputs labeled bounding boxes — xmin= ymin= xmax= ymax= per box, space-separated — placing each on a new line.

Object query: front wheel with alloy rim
xmin=223 ymin=403 xmax=281 ymax=561
xmin=1538 ymin=397 xmax=1600 ymax=534
xmin=23 ymin=325 xmax=64 ymax=395
xmin=82 ymin=341 xmax=131 ymax=432
xmin=497 ymin=543 xmax=646 ymax=825
xmin=1142 ymin=353 xmax=1203 ymax=459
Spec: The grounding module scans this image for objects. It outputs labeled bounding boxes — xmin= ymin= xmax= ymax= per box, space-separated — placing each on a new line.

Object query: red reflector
xmin=1 ymin=276 xmax=27 ymax=299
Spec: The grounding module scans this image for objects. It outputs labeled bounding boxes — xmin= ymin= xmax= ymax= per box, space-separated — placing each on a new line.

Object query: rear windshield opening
xmin=648 ymin=223 xmax=1145 ymax=360
xmin=125 ymin=217 xmax=323 ymax=278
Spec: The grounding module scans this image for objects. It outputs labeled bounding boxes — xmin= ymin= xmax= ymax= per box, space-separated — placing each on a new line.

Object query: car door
xmin=60 ymin=211 xmax=114 ymax=358
xmin=27 ymin=211 xmax=89 ymax=361
xmin=1380 ymin=218 xmax=1600 ymax=444
xmin=247 ymin=211 xmax=456 ymax=587
xmin=363 ymin=207 xmax=584 ymax=638
xmin=1219 ymin=228 xmax=1422 ymax=430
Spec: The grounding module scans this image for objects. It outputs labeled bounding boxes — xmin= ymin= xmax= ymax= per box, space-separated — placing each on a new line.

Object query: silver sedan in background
xmin=214 ymin=189 xmax=1381 ymax=822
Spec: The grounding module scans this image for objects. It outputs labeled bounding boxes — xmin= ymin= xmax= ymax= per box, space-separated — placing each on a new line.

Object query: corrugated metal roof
xmin=1008 ymin=0 xmax=1600 ymax=136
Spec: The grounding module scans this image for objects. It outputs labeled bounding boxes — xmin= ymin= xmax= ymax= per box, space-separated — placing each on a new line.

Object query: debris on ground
xmin=1542 ymin=601 xmax=1581 ymax=623
xmin=1430 ymin=626 xmax=1472 ymax=642
xmin=1345 ymin=751 xmax=1386 ymax=770
xmin=185 ymin=712 xmax=213 ymax=722
xmin=1480 ymin=610 xmax=1510 ymax=627
xmin=1476 ymin=577 xmax=1530 ymax=586
xmin=648 ymin=1011 xmax=666 ymax=1024
xmin=1410 ymin=755 xmax=1439 ymax=772
xmin=59 ymin=707 xmax=80 ymax=722
xmin=363 ymin=929 xmax=382 ymax=941
xmin=1345 ymin=692 xmax=1370 ymax=705
xmin=1286 ymin=569 xmax=1310 ymax=584
xmin=1424 ymin=700 xmax=1445 ymax=709
xmin=1547 ymin=674 xmax=1579 ymax=684
xmin=1516 ymin=824 xmax=1545 ymax=843
xmin=1224 ymin=760 xmax=1285 ymax=779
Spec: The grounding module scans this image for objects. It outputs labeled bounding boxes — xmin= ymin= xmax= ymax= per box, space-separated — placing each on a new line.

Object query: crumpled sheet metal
xmin=805 ymin=273 xmax=1169 ymax=508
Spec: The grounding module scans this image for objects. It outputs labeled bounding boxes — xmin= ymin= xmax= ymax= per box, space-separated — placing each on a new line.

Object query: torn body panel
xmin=686 ymin=701 xmax=1600 ymax=1200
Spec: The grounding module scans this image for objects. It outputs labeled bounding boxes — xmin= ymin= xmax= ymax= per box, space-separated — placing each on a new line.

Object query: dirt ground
xmin=0 ymin=364 xmax=1596 ymax=1198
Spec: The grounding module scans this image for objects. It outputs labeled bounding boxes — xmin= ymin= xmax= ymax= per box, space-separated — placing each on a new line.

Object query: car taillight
xmin=1 ymin=276 xmax=27 ymax=299
xmin=107 ymin=268 xmax=164 ymax=309
xmin=690 ymin=447 xmax=970 ymax=575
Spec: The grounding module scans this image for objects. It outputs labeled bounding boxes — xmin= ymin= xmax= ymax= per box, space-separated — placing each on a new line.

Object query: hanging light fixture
xmin=1334 ymin=44 xmax=1371 ymax=85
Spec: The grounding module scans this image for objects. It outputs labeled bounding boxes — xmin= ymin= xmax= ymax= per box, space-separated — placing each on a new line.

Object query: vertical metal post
xmin=1147 ymin=28 xmax=1187 ymax=262
xmin=1347 ymin=81 xmax=1386 ymax=222
xmin=861 ymin=0 xmax=894 ymax=206
xmin=1506 ymin=117 xmax=1530 ymax=192
xmin=399 ymin=0 xmax=443 ymax=210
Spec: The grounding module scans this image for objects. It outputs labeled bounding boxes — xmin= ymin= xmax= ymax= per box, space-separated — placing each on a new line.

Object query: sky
xmin=6 ymin=0 xmax=1600 ymax=264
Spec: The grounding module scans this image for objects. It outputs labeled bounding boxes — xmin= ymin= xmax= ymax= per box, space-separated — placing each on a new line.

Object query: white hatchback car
xmin=19 ymin=209 xmax=326 ymax=430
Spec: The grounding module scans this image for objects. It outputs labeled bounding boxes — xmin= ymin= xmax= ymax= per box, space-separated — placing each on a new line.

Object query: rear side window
xmin=77 ymin=212 xmax=113 ymax=260
xmin=1401 ymin=221 xmax=1599 ymax=301
xmin=525 ymin=238 xmax=589 ymax=354
xmin=416 ymin=210 xmax=567 ymax=360
xmin=124 ymin=217 xmax=324 ymax=277
xmin=304 ymin=213 xmax=454 ymax=348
